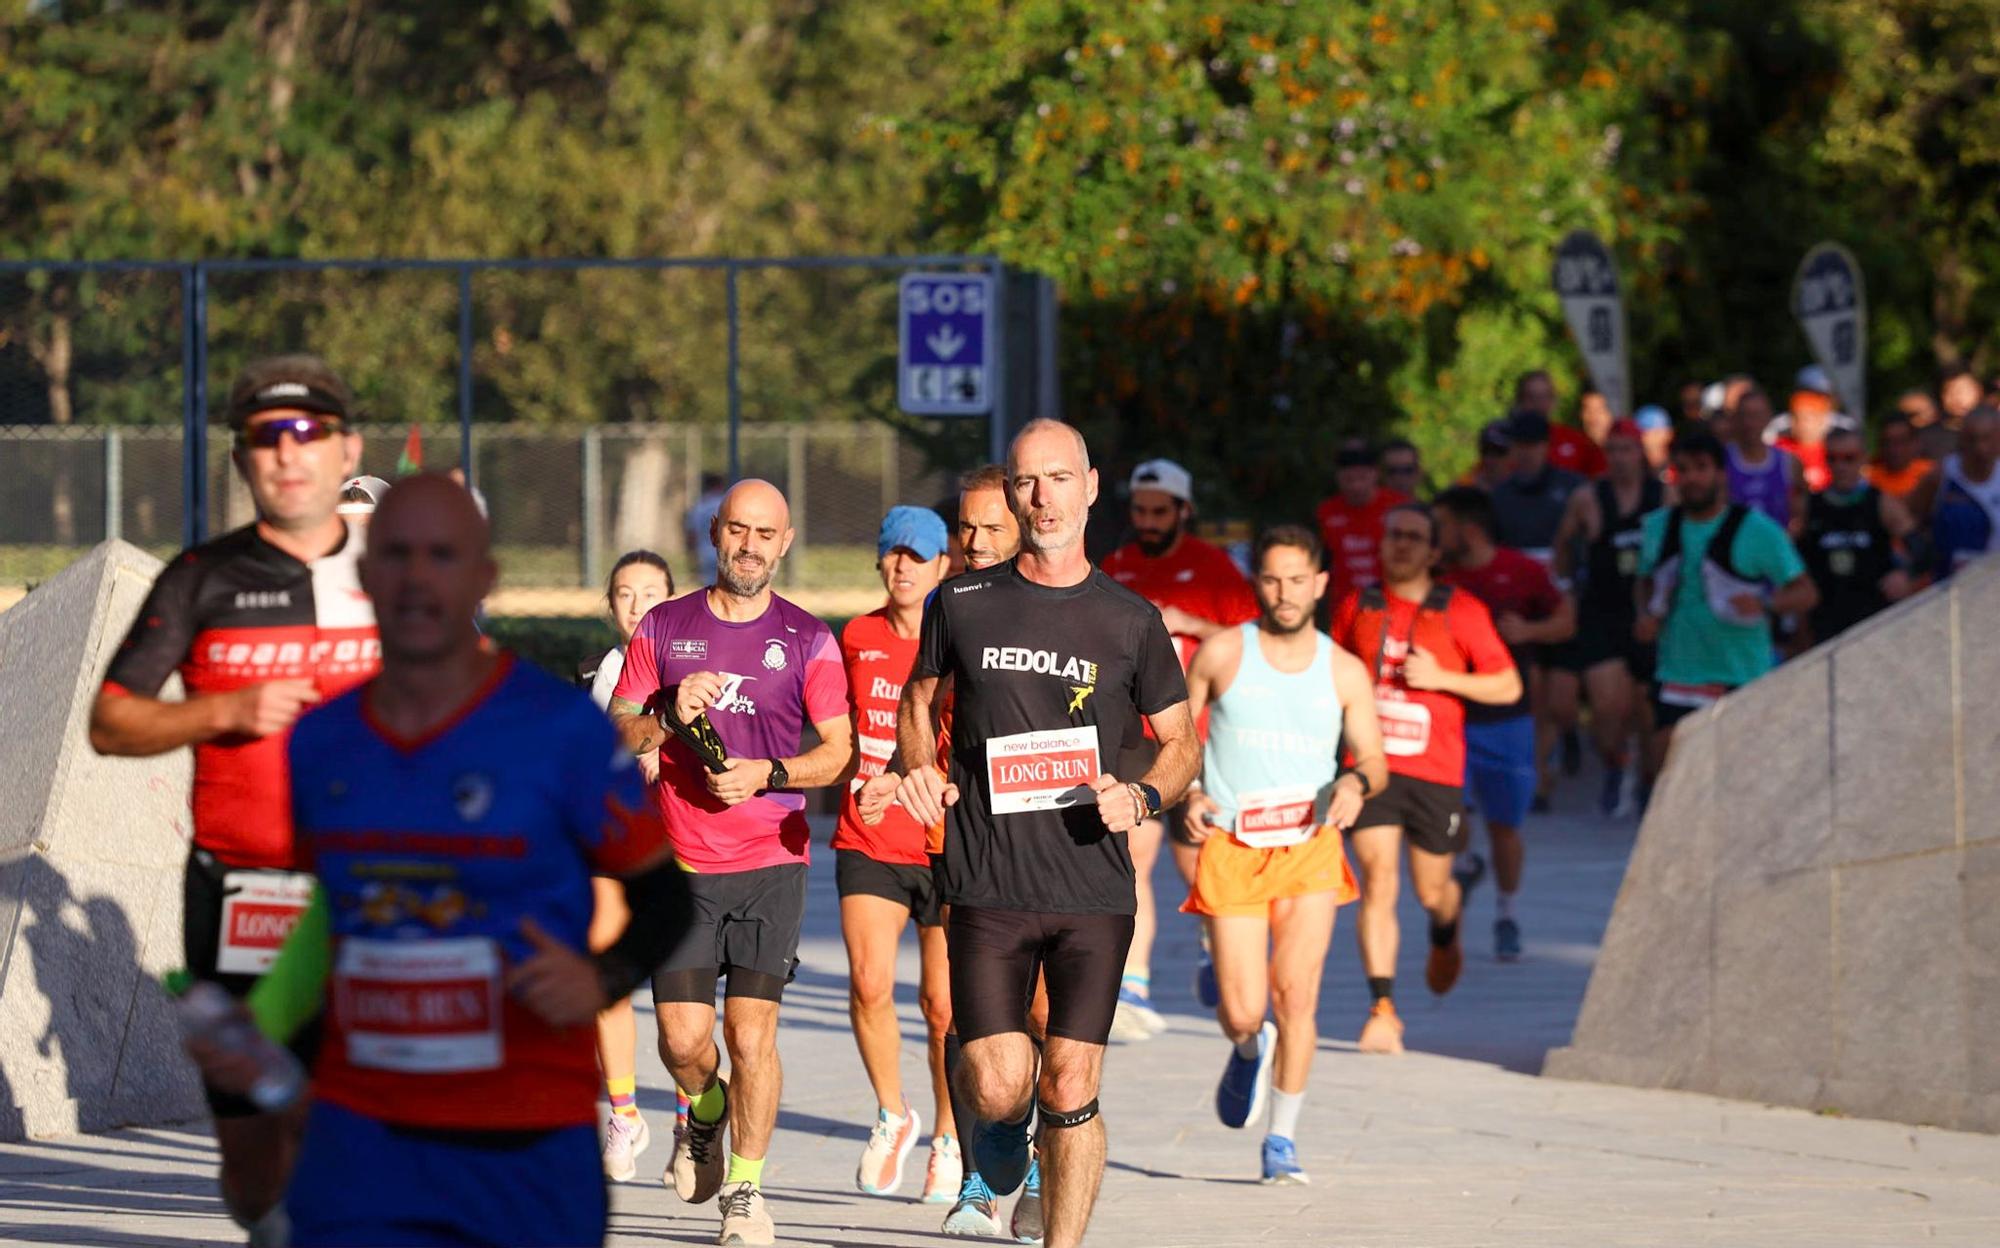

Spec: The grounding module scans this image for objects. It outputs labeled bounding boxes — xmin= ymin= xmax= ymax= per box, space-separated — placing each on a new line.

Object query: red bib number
xmin=1233 ymin=785 xmax=1319 ymax=849
xmin=216 ymin=871 xmax=315 ymax=976
xmin=985 ymin=727 xmax=1101 ymax=815
xmin=1375 ymin=690 xmax=1432 ymax=757
xmin=335 ymin=937 xmax=503 ymax=1074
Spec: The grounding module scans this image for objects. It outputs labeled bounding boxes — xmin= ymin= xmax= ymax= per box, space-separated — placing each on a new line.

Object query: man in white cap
xmin=1098 ymin=458 xmax=1258 ymax=1039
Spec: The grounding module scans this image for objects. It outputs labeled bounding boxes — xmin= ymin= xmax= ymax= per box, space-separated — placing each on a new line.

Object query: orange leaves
xmin=1121 ymin=144 xmax=1143 ymax=173
xmin=1580 ymin=67 xmax=1616 ymax=91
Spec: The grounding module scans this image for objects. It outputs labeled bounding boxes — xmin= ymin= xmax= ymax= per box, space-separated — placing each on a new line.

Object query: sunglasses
xmin=1826 ymin=452 xmax=1864 ymax=464
xmin=236 ymin=415 xmax=345 ymax=450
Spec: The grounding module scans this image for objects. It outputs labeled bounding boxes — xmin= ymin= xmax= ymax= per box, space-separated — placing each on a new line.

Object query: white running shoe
xmin=602 ymin=1111 xmax=651 ymax=1183
xmin=855 ymin=1103 xmax=921 ymax=1195
xmin=716 ymin=1180 xmax=776 ymax=1246
xmin=922 ymin=1135 xmax=964 ymax=1204
xmin=670 ymin=1079 xmax=729 ymax=1203
xmin=1109 ymin=983 xmax=1166 ymax=1041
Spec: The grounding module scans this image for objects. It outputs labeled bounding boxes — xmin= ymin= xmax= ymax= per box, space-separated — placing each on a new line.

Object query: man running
xmin=1724 ymin=388 xmax=1808 ymax=533
xmin=888 ymin=419 xmax=1198 ymax=1248
xmin=1433 ymin=487 xmax=1573 ymax=965
xmin=1100 ymin=457 xmax=1258 ymax=1040
xmin=1636 ymin=428 xmax=1817 ymax=775
xmin=1910 ymin=407 xmax=2000 ymax=579
xmin=1381 ymin=438 xmax=1426 ymax=499
xmin=1796 ymin=427 xmax=1916 ymax=647
xmin=1550 ymin=420 xmax=1667 ymax=814
xmin=609 ymin=479 xmax=856 ymax=1247
xmin=1867 ymin=411 xmax=1936 ymax=504
xmin=1181 ymin=525 xmax=1387 ymax=1184
xmin=90 ymin=355 xmax=377 ymax=1244
xmin=189 ymin=475 xmax=693 ymax=1247
xmin=1315 ymin=440 xmax=1411 ymax=611
xmin=1331 ymin=504 xmax=1521 ymax=1053
xmin=837 ymin=506 xmax=957 ymax=1200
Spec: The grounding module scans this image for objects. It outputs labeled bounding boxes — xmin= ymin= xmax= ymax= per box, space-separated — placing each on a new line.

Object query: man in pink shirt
xmin=610 ymin=478 xmax=855 ymax=1247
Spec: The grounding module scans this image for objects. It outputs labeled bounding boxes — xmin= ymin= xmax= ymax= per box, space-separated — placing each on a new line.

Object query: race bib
xmin=985 ymin=727 xmax=1100 ymax=815
xmin=335 ymin=937 xmax=503 ymax=1074
xmin=1658 ymin=681 xmax=1729 ymax=710
xmin=1233 ymin=785 xmax=1319 ymax=849
xmin=216 ymin=870 xmax=315 ymax=976
xmin=1376 ymin=691 xmax=1432 ymax=757
xmin=856 ymin=731 xmax=895 ymax=777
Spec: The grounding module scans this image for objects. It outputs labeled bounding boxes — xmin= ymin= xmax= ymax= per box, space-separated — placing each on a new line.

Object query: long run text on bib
xmin=216 ymin=870 xmax=316 ymax=976
xmin=1233 ymin=785 xmax=1319 ymax=849
xmin=985 ymin=726 xmax=1101 ymax=815
xmin=335 ymin=937 xmax=504 ymax=1074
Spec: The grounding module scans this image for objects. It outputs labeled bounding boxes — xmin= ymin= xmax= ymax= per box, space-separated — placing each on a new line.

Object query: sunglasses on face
xmin=1826 ymin=452 xmax=1864 ymax=464
xmin=236 ymin=415 xmax=345 ymax=450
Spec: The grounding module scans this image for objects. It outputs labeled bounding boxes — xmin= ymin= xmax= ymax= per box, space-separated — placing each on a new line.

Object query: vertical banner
xmin=1551 ymin=230 xmax=1632 ymax=417
xmin=1792 ymin=242 xmax=1867 ymax=420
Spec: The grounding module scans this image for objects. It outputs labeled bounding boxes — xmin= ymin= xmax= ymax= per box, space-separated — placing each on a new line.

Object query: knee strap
xmin=1038 ymin=1097 xmax=1099 ymax=1129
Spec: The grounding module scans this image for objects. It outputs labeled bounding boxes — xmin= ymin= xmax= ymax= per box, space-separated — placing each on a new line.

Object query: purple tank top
xmin=1725 ymin=444 xmax=1792 ymax=529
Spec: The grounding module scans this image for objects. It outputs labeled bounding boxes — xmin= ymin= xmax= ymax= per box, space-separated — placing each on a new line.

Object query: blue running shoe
xmin=1215 ymin=1021 xmax=1275 ymax=1129
xmin=1261 ymin=1133 xmax=1309 ymax=1185
xmin=971 ymin=1110 xmax=1033 ymax=1197
xmin=1010 ymin=1155 xmax=1043 ymax=1244
xmin=942 ymin=1170 xmax=1002 ymax=1238
xmin=1194 ymin=946 xmax=1220 ymax=1011
xmin=1495 ymin=917 xmax=1522 ymax=962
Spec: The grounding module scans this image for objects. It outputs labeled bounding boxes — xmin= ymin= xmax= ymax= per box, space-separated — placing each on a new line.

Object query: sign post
xmin=1792 ymin=242 xmax=1867 ymax=420
xmin=1552 ymin=230 xmax=1632 ymax=418
xmin=899 ymin=272 xmax=995 ymax=417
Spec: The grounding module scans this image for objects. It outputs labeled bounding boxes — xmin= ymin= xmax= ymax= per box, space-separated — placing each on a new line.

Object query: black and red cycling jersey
xmin=102 ymin=523 xmax=380 ymax=869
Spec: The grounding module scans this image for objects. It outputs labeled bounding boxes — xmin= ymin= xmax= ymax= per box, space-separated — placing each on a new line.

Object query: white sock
xmin=1234 ymin=1033 xmax=1262 ymax=1059
xmin=1497 ymin=891 xmax=1517 ymax=920
xmin=1267 ymin=1088 xmax=1305 ymax=1140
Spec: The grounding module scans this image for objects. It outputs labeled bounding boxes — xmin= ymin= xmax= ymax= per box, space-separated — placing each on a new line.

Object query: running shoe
xmin=1194 ymin=945 xmax=1220 ymax=1011
xmin=1109 ymin=983 xmax=1166 ymax=1041
xmin=921 ymin=1136 xmax=963 ymax=1204
xmin=716 ymin=1180 xmax=775 ymax=1246
xmin=1261 ymin=1133 xmax=1309 ymax=1185
xmin=971 ymin=1107 xmax=1033 ymax=1196
xmin=856 ymin=1102 xmax=920 ymax=1195
xmin=603 ymin=1110 xmax=651 ymax=1183
xmin=1010 ymin=1154 xmax=1044 ymax=1244
xmin=941 ymin=1171 xmax=1004 ymax=1237
xmin=1452 ymin=851 xmax=1487 ymax=903
xmin=1215 ymin=1020 xmax=1276 ymax=1129
xmin=1356 ymin=999 xmax=1405 ymax=1055
xmin=1495 ymin=917 xmax=1523 ymax=962
xmin=1598 ymin=765 xmax=1626 ymax=817
xmin=1425 ymin=930 xmax=1464 ymax=996
xmin=669 ymin=1078 xmax=728 ymax=1204
xmin=1561 ymin=728 xmax=1583 ymax=776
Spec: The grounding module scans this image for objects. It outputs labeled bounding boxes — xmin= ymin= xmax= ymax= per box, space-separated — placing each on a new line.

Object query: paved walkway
xmin=5 ymin=786 xmax=1999 ymax=1246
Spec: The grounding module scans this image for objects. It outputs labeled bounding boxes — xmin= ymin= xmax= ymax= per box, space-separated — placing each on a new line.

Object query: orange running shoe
xmin=1426 ymin=935 xmax=1464 ymax=996
xmin=1357 ymin=999 xmax=1405 ymax=1055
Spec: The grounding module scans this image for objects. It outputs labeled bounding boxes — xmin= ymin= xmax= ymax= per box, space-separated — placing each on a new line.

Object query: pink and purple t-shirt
xmin=614 ymin=591 xmax=849 ymax=873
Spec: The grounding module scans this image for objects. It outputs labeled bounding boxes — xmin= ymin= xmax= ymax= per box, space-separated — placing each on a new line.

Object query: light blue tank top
xmin=1203 ymin=624 xmax=1344 ymax=842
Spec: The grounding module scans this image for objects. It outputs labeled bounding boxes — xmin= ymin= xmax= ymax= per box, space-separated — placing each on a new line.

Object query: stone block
xmin=1955 ymin=560 xmax=2000 ymax=838
xmin=1712 ymin=653 xmax=1833 ymax=882
xmin=1712 ymin=868 xmax=1834 ymax=1088
xmin=1961 ymin=843 xmax=2000 ymax=1099
xmin=1832 ymin=852 xmax=1968 ymax=1098
xmin=1831 ymin=598 xmax=1956 ymax=862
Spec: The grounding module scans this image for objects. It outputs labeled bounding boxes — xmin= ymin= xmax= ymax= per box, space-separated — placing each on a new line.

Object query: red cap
xmin=1607 ymin=418 xmax=1643 ymax=442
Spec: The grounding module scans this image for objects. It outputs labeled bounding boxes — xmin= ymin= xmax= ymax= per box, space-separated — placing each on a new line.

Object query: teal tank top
xmin=1203 ymin=624 xmax=1344 ymax=845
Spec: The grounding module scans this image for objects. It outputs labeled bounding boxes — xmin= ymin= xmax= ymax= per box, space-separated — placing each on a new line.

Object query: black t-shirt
xmin=914 ymin=561 xmax=1187 ymax=915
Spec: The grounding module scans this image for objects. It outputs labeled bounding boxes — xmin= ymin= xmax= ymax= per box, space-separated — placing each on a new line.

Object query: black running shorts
xmin=650 ymin=863 xmax=806 ymax=1005
xmin=835 ymin=849 xmax=942 ymax=928
xmin=947 ymin=906 xmax=1135 ymax=1046
xmin=1348 ymin=774 xmax=1468 ymax=857
xmin=183 ymin=849 xmax=323 ymax=1119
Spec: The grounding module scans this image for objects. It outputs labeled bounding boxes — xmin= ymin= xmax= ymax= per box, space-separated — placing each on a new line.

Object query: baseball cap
xmin=1506 ymin=407 xmax=1551 ymax=444
xmin=226 ymin=354 xmax=355 ymax=428
xmin=1607 ymin=418 xmax=1643 ymax=442
xmin=1128 ymin=458 xmax=1193 ymax=503
xmin=1333 ymin=442 xmax=1379 ymax=469
xmin=1634 ymin=405 xmax=1672 ymax=433
xmin=1794 ymin=364 xmax=1833 ymax=395
xmin=337 ymin=475 xmax=391 ymax=516
xmin=1478 ymin=420 xmax=1513 ymax=454
xmin=878 ymin=505 xmax=949 ymax=561
xmin=1700 ymin=381 xmax=1729 ymax=416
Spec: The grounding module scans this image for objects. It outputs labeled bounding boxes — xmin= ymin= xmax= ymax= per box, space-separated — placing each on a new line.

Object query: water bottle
xmin=163 ymin=971 xmax=306 ymax=1113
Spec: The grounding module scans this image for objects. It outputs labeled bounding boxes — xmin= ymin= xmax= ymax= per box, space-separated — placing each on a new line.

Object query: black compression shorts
xmin=947 ymin=906 xmax=1135 ymax=1046
xmin=650 ymin=863 xmax=806 ymax=1006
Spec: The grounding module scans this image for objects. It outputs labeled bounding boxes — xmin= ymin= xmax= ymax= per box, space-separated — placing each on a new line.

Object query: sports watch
xmin=765 ymin=758 xmax=790 ymax=790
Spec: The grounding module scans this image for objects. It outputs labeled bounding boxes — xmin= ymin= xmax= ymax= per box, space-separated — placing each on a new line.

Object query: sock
xmin=689 ymin=1078 xmax=727 ymax=1126
xmin=1121 ymin=971 xmax=1150 ymax=999
xmin=1367 ymin=976 xmax=1394 ymax=1004
xmin=725 ymin=1152 xmax=765 ymax=1188
xmin=1429 ymin=920 xmax=1458 ymax=949
xmin=1267 ymin=1088 xmax=1305 ymax=1140
xmin=1234 ymin=1032 xmax=1262 ymax=1059
xmin=1497 ymin=891 xmax=1517 ymax=921
xmin=675 ymin=1086 xmax=692 ymax=1117
xmin=607 ymin=1074 xmax=640 ymax=1120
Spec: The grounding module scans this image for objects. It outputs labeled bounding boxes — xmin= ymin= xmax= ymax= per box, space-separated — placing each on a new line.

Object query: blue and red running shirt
xmin=288 ymin=654 xmax=668 ymax=1132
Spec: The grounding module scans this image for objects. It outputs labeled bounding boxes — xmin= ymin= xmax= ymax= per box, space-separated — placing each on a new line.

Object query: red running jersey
xmin=1315 ymin=488 xmax=1411 ymax=610
xmin=833 ymin=610 xmax=928 ymax=865
xmin=1100 ymin=535 xmax=1258 ymax=671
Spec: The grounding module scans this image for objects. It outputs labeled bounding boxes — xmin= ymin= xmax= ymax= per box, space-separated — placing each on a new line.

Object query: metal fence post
xmin=458 ymin=266 xmax=475 ymax=484
xmin=880 ymin=424 xmax=896 ymax=522
xmin=104 ymin=428 xmax=122 ymax=542
xmin=581 ymin=426 xmax=603 ymax=588
xmin=1036 ymin=275 xmax=1060 ymax=420
xmin=786 ymin=424 xmax=806 ymax=588
xmin=987 ymin=258 xmax=1009 ymax=467
xmin=188 ymin=263 xmax=210 ymax=545
xmin=726 ymin=263 xmax=741 ymax=482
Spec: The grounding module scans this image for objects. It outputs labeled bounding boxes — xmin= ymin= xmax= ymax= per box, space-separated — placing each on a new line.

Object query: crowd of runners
xmin=89 ymin=352 xmax=1999 ymax=1246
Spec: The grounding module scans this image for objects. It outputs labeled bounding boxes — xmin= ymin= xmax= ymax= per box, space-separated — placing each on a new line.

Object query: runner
xmin=1635 ymin=428 xmax=1818 ymax=778
xmin=1634 ymin=405 xmax=1675 ymax=476
xmin=1180 ymin=524 xmax=1387 ymax=1184
xmin=1771 ymin=365 xmax=1857 ymax=492
xmin=1464 ymin=420 xmax=1514 ymax=491
xmin=580 ymin=550 xmax=678 ymax=1182
xmin=887 ymin=418 xmax=1197 ymax=1248
xmin=89 ymin=354 xmax=377 ymax=1245
xmin=1921 ymin=365 xmax=1984 ymax=461
xmin=1432 ymin=487 xmax=1574 ymax=965
xmin=1513 ymin=369 xmax=1605 ymax=478
xmin=1315 ymin=440 xmax=1412 ymax=611
xmin=608 ymin=478 xmax=857 ymax=1247
xmin=187 ymin=474 xmax=693 ymax=1248
xmin=1330 ymin=505 xmax=1521 ymax=1052
xmin=1381 ymin=438 xmax=1426 ymax=499
xmin=1867 ymin=412 xmax=1936 ymax=504
xmin=1100 ymin=457 xmax=1258 ymax=1041
xmin=835 ymin=506 xmax=957 ymax=1200
xmin=1797 ymin=427 xmax=1915 ymax=647
xmin=1910 ymin=407 xmax=2000 ymax=579
xmin=1724 ymin=388 xmax=1807 ymax=533
xmin=1550 ymin=421 xmax=1667 ymax=815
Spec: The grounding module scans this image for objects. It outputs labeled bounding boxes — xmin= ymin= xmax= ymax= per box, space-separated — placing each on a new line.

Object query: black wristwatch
xmin=1136 ymin=782 xmax=1162 ymax=818
xmin=765 ymin=758 xmax=790 ymax=790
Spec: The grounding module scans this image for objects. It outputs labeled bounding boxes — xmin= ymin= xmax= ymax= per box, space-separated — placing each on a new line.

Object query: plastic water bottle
xmin=163 ymin=971 xmax=305 ymax=1114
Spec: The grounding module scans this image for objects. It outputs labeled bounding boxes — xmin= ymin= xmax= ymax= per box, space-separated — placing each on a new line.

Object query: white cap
xmin=337 ymin=475 xmax=391 ymax=517
xmin=1128 ymin=458 xmax=1192 ymax=503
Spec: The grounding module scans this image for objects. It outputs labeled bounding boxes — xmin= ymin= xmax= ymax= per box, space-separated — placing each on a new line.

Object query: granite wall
xmin=1545 ymin=555 xmax=2000 ymax=1132
xmin=0 ymin=541 xmax=203 ymax=1140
